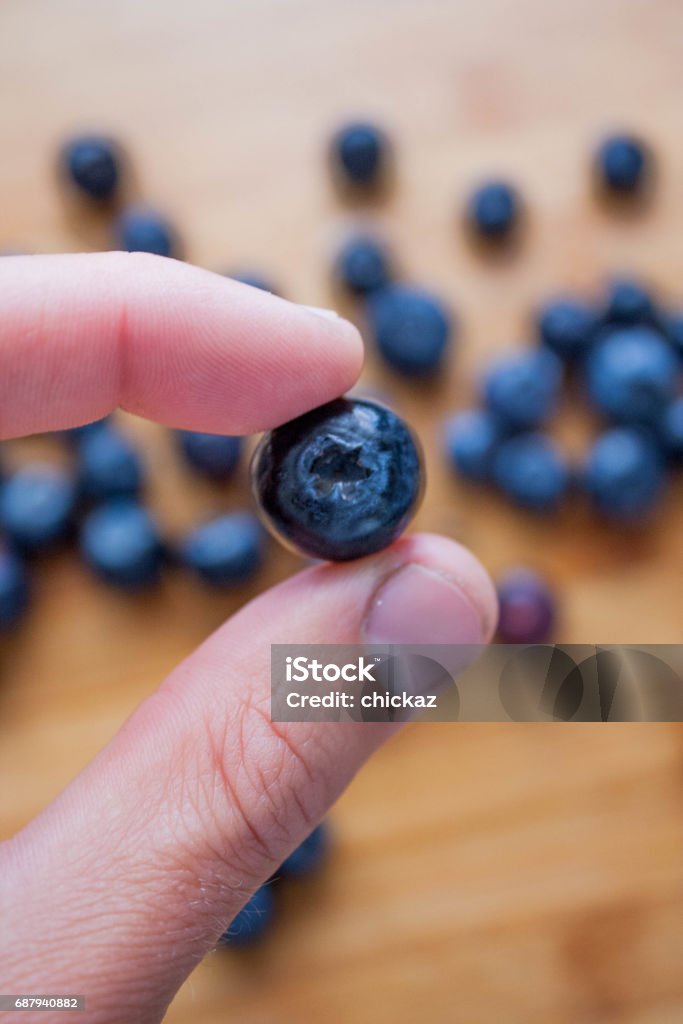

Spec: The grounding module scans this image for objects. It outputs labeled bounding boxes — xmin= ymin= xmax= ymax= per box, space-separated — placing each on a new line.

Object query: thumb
xmin=1 ymin=532 xmax=496 ymax=1024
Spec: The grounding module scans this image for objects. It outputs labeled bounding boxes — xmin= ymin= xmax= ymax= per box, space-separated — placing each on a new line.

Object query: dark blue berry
xmin=596 ymin=134 xmax=650 ymax=194
xmin=180 ymin=512 xmax=263 ymax=586
xmin=466 ymin=181 xmax=520 ymax=241
xmin=483 ymin=350 xmax=563 ymax=430
xmin=334 ymin=234 xmax=392 ymax=295
xmin=251 ymin=398 xmax=423 ymax=562
xmin=366 ymin=284 xmax=452 ymax=376
xmin=496 ymin=569 xmax=556 ymax=644
xmin=492 ymin=433 xmax=569 ymax=511
xmin=330 ymin=122 xmax=388 ymax=189
xmin=0 ymin=464 xmax=76 ymax=552
xmin=0 ymin=546 xmax=30 ymax=629
xmin=603 ymin=278 xmax=657 ymax=326
xmin=659 ymin=397 xmax=683 ymax=462
xmin=664 ymin=313 xmax=683 ymax=361
xmin=176 ymin=431 xmax=242 ymax=480
xmin=443 ymin=409 xmax=503 ymax=482
xmin=585 ymin=327 xmax=678 ymax=424
xmin=537 ymin=297 xmax=598 ymax=361
xmin=228 ymin=271 xmax=278 ymax=294
xmin=583 ymin=427 xmax=666 ymax=521
xmin=59 ymin=417 xmax=111 ymax=446
xmin=61 ymin=135 xmax=120 ymax=202
xmin=116 ymin=208 xmax=177 ymax=258
xmin=79 ymin=499 xmax=163 ymax=588
xmin=278 ymin=823 xmax=329 ymax=878
xmin=219 ymin=885 xmax=275 ymax=946
xmin=77 ymin=426 xmax=142 ymax=501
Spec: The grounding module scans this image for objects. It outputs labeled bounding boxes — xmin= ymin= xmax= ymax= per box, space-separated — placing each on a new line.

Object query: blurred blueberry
xmin=496 ymin=569 xmax=556 ymax=644
xmin=0 ymin=546 xmax=30 ymax=629
xmin=466 ymin=181 xmax=521 ymax=241
xmin=664 ymin=313 xmax=683 ymax=360
xmin=79 ymin=499 xmax=163 ymax=588
xmin=59 ymin=417 xmax=111 ymax=446
xmin=228 ymin=271 xmax=279 ymax=294
xmin=116 ymin=207 xmax=177 ymax=258
xmin=218 ymin=885 xmax=275 ymax=946
xmin=330 ymin=121 xmax=389 ymax=189
xmin=77 ymin=426 xmax=142 ymax=501
xmin=176 ymin=430 xmax=242 ymax=480
xmin=278 ymin=823 xmax=329 ymax=878
xmin=493 ymin=433 xmax=570 ymax=511
xmin=0 ymin=464 xmax=76 ymax=552
xmin=660 ymin=397 xmax=683 ymax=462
xmin=483 ymin=349 xmax=563 ymax=431
xmin=61 ymin=135 xmax=120 ymax=202
xmin=585 ymin=327 xmax=678 ymax=423
xmin=334 ymin=234 xmax=392 ymax=295
xmin=443 ymin=409 xmax=503 ymax=482
xmin=595 ymin=134 xmax=650 ymax=194
xmin=366 ymin=284 xmax=452 ymax=376
xmin=602 ymin=278 xmax=657 ymax=326
xmin=180 ymin=512 xmax=263 ymax=586
xmin=583 ymin=427 xmax=666 ymax=521
xmin=537 ymin=297 xmax=598 ymax=361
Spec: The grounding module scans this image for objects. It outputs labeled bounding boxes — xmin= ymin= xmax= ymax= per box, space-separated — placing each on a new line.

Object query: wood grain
xmin=0 ymin=0 xmax=682 ymax=1020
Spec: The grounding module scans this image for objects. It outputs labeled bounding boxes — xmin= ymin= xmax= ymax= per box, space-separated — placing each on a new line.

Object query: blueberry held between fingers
xmin=483 ymin=349 xmax=563 ymax=431
xmin=79 ymin=499 xmax=164 ymax=588
xmin=466 ymin=180 xmax=521 ymax=241
xmin=583 ymin=427 xmax=666 ymax=522
xmin=585 ymin=327 xmax=678 ymax=424
xmin=77 ymin=425 xmax=143 ymax=501
xmin=492 ymin=433 xmax=569 ymax=511
xmin=0 ymin=464 xmax=76 ymax=552
xmin=443 ymin=409 xmax=503 ymax=482
xmin=116 ymin=207 xmax=177 ymax=258
xmin=366 ymin=284 xmax=452 ymax=376
xmin=496 ymin=569 xmax=556 ymax=644
xmin=175 ymin=430 xmax=242 ymax=480
xmin=0 ymin=546 xmax=30 ymax=629
xmin=537 ymin=297 xmax=598 ymax=361
xmin=61 ymin=135 xmax=120 ymax=202
xmin=180 ymin=512 xmax=263 ymax=586
xmin=334 ymin=233 xmax=392 ymax=296
xmin=251 ymin=398 xmax=424 ymax=562
xmin=595 ymin=134 xmax=651 ymax=194
xmin=219 ymin=885 xmax=275 ymax=946
xmin=278 ymin=823 xmax=329 ymax=878
xmin=330 ymin=121 xmax=389 ymax=190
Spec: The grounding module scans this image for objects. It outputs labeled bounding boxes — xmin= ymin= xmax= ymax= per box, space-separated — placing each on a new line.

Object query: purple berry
xmin=496 ymin=569 xmax=556 ymax=644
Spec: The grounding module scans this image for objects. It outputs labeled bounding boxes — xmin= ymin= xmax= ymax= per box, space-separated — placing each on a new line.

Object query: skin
xmin=0 ymin=253 xmax=497 ymax=1023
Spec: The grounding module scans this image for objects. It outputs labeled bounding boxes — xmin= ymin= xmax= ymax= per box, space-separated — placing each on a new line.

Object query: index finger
xmin=0 ymin=252 xmax=364 ymax=438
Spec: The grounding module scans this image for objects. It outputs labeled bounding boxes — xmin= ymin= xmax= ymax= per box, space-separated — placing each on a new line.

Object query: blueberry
xmin=496 ymin=569 xmax=556 ymax=644
xmin=176 ymin=430 xmax=242 ymax=480
xmin=595 ymin=134 xmax=650 ymax=194
xmin=77 ymin=426 xmax=142 ymax=501
xmin=583 ymin=427 xmax=666 ymax=521
xmin=79 ymin=499 xmax=163 ymax=588
xmin=366 ymin=284 xmax=452 ymax=376
xmin=537 ymin=297 xmax=598 ymax=361
xmin=59 ymin=417 xmax=111 ymax=446
xmin=443 ymin=409 xmax=503 ymax=482
xmin=585 ymin=327 xmax=678 ymax=424
xmin=180 ymin=512 xmax=263 ymax=586
xmin=330 ymin=121 xmax=389 ymax=189
xmin=492 ymin=433 xmax=569 ymax=511
xmin=466 ymin=181 xmax=520 ymax=241
xmin=483 ymin=349 xmax=563 ymax=431
xmin=228 ymin=271 xmax=278 ymax=294
xmin=602 ymin=278 xmax=657 ymax=326
xmin=278 ymin=823 xmax=329 ymax=878
xmin=0 ymin=546 xmax=30 ymax=629
xmin=334 ymin=234 xmax=392 ymax=296
xmin=659 ymin=397 xmax=683 ymax=462
xmin=251 ymin=398 xmax=423 ymax=562
xmin=61 ymin=135 xmax=120 ymax=202
xmin=218 ymin=885 xmax=275 ymax=946
xmin=0 ymin=464 xmax=76 ymax=552
xmin=664 ymin=313 xmax=683 ymax=360
xmin=116 ymin=208 xmax=177 ymax=258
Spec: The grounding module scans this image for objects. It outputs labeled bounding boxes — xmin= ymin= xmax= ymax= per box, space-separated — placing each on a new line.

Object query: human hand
xmin=0 ymin=253 xmax=497 ymax=1022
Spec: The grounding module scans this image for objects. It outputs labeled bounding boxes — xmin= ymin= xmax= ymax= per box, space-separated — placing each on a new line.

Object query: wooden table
xmin=1 ymin=1 xmax=682 ymax=1020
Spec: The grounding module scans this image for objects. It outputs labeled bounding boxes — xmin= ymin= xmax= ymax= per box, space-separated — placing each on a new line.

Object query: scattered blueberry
xmin=0 ymin=546 xmax=30 ymax=629
xmin=466 ymin=180 xmax=521 ymax=241
xmin=443 ymin=409 xmax=504 ymax=482
xmin=61 ymin=135 xmax=120 ymax=202
xmin=602 ymin=278 xmax=657 ymax=326
xmin=585 ymin=327 xmax=678 ymax=424
xmin=79 ymin=499 xmax=164 ymax=588
xmin=537 ymin=297 xmax=597 ymax=361
xmin=334 ymin=234 xmax=392 ymax=295
xmin=228 ymin=271 xmax=278 ymax=294
xmin=583 ymin=427 xmax=666 ymax=521
xmin=0 ymin=464 xmax=76 ymax=552
xmin=483 ymin=349 xmax=563 ymax=431
xmin=595 ymin=134 xmax=650 ymax=195
xmin=659 ymin=397 xmax=683 ymax=462
xmin=366 ymin=283 xmax=452 ymax=376
xmin=180 ymin=512 xmax=264 ymax=586
xmin=251 ymin=397 xmax=423 ymax=562
xmin=116 ymin=207 xmax=177 ymax=258
xmin=278 ymin=824 xmax=329 ymax=878
xmin=219 ymin=885 xmax=275 ymax=946
xmin=492 ymin=433 xmax=569 ymax=511
xmin=176 ymin=431 xmax=242 ymax=480
xmin=330 ymin=121 xmax=389 ymax=190
xmin=496 ymin=569 xmax=556 ymax=644
xmin=77 ymin=426 xmax=142 ymax=501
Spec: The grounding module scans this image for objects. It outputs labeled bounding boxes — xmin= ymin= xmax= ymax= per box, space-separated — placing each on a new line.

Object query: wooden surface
xmin=1 ymin=0 xmax=683 ymax=1020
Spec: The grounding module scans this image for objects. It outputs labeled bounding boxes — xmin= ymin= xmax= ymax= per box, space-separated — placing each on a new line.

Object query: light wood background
xmin=1 ymin=1 xmax=683 ymax=1021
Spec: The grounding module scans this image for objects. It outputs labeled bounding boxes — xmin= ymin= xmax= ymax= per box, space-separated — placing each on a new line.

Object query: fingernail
xmin=302 ymin=305 xmax=341 ymax=322
xmin=363 ymin=563 xmax=485 ymax=646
